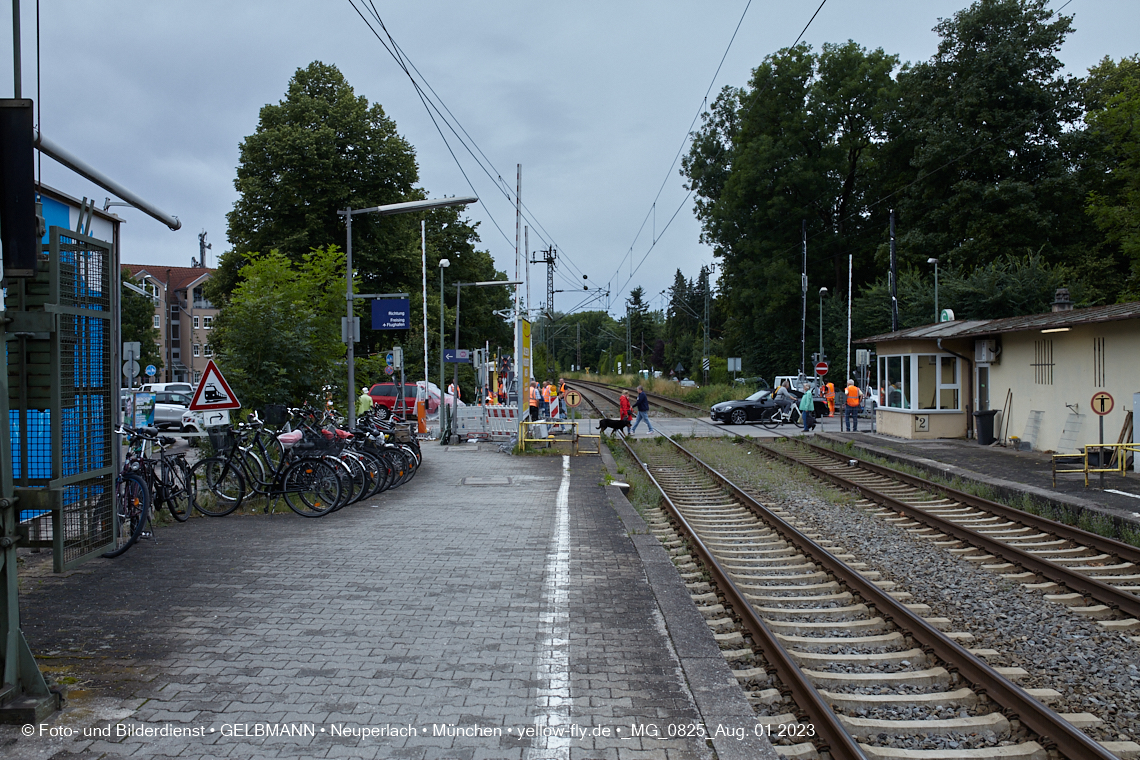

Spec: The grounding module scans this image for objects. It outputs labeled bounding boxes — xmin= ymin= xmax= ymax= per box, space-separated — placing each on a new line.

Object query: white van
xmin=140 ymin=382 xmax=193 ymax=394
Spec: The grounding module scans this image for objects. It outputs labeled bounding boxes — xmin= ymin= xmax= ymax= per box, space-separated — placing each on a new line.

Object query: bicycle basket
xmin=207 ymin=426 xmax=235 ymax=453
xmin=262 ymin=404 xmax=289 ymax=427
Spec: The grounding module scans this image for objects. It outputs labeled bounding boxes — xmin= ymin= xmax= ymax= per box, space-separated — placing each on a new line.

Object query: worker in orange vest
xmin=844 ymin=378 xmax=863 ymax=432
xmin=825 ymin=381 xmax=836 ymax=417
xmin=529 ymin=381 xmax=540 ymax=422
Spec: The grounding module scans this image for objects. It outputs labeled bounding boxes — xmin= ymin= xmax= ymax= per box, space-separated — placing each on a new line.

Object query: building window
xmin=203 ymin=315 xmax=213 ymax=329
xmin=193 ymin=315 xmax=200 ymax=329
xmin=1033 ymin=339 xmax=1054 ymax=385
xmin=204 ymin=344 xmax=214 ymax=357
xmin=878 ymin=354 xmax=960 ymax=411
xmin=193 ymin=371 xmax=201 ymax=383
xmin=1093 ymin=337 xmax=1106 ymax=387
xmin=153 ymin=314 xmax=160 ymax=329
xmin=193 ymin=343 xmax=200 ymax=357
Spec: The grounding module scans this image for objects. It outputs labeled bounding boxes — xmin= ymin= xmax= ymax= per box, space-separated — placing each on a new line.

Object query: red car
xmin=368 ymin=383 xmax=418 ymax=420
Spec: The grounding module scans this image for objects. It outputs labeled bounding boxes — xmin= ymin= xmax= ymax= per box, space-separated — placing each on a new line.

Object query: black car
xmin=711 ymin=388 xmax=829 ymax=425
xmin=710 ymin=389 xmax=779 ymax=425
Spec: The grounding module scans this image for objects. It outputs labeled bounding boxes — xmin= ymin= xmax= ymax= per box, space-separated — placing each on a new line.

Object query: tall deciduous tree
xmin=683 ymin=41 xmax=898 ymax=379
xmin=1084 ymin=55 xmax=1140 ymax=298
xmin=209 ymin=246 xmax=347 ymax=409
xmin=894 ymin=0 xmax=1092 ymax=272
xmin=213 ymin=61 xmax=421 ymax=301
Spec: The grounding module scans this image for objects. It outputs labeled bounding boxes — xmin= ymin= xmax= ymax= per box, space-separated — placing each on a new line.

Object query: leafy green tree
xmin=683 ymin=41 xmax=899 ymax=380
xmin=208 ymin=246 xmax=347 ymax=410
xmin=212 ymin=61 xmax=421 ymax=301
xmin=894 ymin=0 xmax=1094 ymax=272
xmin=120 ymin=269 xmax=163 ymax=376
xmin=1084 ymin=55 xmax=1140 ymax=298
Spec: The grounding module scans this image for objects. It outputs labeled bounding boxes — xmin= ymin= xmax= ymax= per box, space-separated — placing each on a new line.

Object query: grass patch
xmin=606 ymin=438 xmax=664 ymax=520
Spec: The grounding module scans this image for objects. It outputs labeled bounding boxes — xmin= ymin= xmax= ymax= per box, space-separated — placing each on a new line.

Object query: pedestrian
xmin=825 ymin=381 xmax=836 ymax=417
xmin=356 ymin=386 xmax=373 ymax=417
xmin=844 ymin=378 xmax=862 ymax=432
xmin=799 ymin=383 xmax=815 ymax=432
xmin=529 ymin=381 xmax=540 ymax=422
xmin=618 ymin=390 xmax=632 ymax=422
xmin=630 ymin=385 xmax=655 ymax=435
xmin=540 ymin=381 xmax=552 ymax=418
xmin=774 ymin=380 xmax=795 ymax=415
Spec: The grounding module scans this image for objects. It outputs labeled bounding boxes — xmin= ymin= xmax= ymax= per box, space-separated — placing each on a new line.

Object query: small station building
xmin=859 ymin=291 xmax=1140 ymax=454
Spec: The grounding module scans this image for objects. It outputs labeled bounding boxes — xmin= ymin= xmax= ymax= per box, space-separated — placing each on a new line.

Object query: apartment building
xmin=123 ymin=264 xmax=218 ymax=385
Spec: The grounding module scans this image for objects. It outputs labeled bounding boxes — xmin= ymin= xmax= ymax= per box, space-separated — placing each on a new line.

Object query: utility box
xmin=974 ymin=339 xmax=998 ymax=364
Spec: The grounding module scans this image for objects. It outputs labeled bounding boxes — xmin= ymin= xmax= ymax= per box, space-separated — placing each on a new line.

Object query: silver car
xmin=154 ymin=391 xmax=192 ymax=430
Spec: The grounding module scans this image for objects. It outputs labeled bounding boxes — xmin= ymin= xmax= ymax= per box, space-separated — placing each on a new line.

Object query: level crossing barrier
xmin=520 ymin=420 xmax=600 ymax=455
xmin=454 ymin=404 xmax=518 ymax=441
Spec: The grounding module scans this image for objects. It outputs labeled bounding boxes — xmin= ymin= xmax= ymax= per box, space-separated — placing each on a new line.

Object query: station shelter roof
xmin=859 ymin=301 xmax=1140 ymax=344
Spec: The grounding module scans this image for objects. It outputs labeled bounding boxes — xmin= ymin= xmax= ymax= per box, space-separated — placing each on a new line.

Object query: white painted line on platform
xmin=526 ymin=455 xmax=572 ymax=759
xmin=1105 ymin=489 xmax=1140 ymax=501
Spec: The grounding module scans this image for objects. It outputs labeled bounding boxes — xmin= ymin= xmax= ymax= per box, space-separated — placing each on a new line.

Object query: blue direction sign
xmin=443 ymin=349 xmax=471 ymax=363
xmin=145 ymin=364 xmax=157 ymax=377
xmin=372 ymin=298 xmax=410 ymax=330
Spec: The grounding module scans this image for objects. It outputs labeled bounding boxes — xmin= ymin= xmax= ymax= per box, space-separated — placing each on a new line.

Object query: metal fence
xmin=8 ymin=227 xmax=115 ymax=570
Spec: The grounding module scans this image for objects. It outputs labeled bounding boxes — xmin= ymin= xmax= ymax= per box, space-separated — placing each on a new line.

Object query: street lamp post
xmin=818 ymin=287 xmax=828 ymax=360
xmin=450 ymin=280 xmax=523 ymax=444
xmin=927 ymin=257 xmax=939 ymax=323
xmin=339 ymin=196 xmax=477 ymax=429
xmin=439 ymin=258 xmax=451 ymax=441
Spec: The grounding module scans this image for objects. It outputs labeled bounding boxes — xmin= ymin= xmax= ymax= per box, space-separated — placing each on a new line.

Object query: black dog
xmin=597 ymin=418 xmax=631 ymax=437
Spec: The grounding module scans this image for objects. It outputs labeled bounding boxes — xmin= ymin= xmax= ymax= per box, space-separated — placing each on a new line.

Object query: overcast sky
xmin=3 ymin=1 xmax=1137 ymax=317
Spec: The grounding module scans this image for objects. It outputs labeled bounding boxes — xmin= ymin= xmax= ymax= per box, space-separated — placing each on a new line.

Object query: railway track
xmin=753 ymin=439 xmax=1140 ymax=629
xmin=620 ymin=434 xmax=1137 ymax=760
xmin=569 ymin=377 xmax=706 ymax=417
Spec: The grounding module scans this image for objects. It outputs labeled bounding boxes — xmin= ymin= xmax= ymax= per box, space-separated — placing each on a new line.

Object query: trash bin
xmin=974 ymin=409 xmax=999 ymax=446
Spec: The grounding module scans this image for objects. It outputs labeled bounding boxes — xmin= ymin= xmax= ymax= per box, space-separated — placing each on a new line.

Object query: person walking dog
xmin=630 ymin=385 xmax=655 ymax=435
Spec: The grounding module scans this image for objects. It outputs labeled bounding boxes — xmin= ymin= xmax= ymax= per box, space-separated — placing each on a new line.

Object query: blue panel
xmin=39 ymin=195 xmax=71 ymax=243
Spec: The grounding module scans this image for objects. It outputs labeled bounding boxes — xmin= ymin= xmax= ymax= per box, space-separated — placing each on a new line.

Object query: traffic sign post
xmin=443 ymin=348 xmax=471 ymax=363
xmin=145 ymin=364 xmax=157 ymax=378
xmin=815 ymin=361 xmax=829 ymax=377
xmin=564 ymin=389 xmax=582 ymax=409
xmin=1091 ymin=392 xmax=1115 ymax=487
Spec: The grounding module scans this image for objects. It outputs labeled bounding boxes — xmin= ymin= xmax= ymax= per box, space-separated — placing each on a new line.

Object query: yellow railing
xmin=1052 ymin=443 xmax=1139 ymax=487
xmin=519 ymin=420 xmax=601 ymax=455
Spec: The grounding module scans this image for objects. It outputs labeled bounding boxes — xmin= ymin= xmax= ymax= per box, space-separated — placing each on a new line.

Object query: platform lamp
xmin=927 ymin=257 xmax=939 ymax=323
xmin=438 ymin=257 xmax=450 ymax=441
xmin=339 ymin=195 xmax=478 ymax=429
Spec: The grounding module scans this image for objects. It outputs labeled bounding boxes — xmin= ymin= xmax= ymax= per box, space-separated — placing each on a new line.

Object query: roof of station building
xmin=860 ymin=301 xmax=1140 ymax=344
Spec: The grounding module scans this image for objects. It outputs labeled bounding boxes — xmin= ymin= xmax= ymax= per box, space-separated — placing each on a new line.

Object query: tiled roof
xmin=124 ymin=264 xmax=213 ymax=292
xmin=860 ymin=301 xmax=1140 ymax=343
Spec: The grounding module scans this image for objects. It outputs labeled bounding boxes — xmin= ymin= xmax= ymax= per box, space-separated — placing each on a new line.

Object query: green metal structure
xmin=1 ymin=225 xmax=117 ymax=722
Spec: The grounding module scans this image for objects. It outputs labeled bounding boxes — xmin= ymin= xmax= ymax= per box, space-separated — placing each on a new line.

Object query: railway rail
xmin=619 ymin=434 xmax=1135 ymax=760
xmin=569 ymin=377 xmax=706 ymax=417
xmin=752 ymin=439 xmax=1140 ymax=627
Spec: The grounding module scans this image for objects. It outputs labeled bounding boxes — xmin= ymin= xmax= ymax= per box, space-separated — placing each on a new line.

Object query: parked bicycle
xmin=103 ymin=425 xmax=194 ymax=558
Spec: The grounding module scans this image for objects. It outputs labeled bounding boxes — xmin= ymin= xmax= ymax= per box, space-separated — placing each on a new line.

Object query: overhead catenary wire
xmin=351 ymin=1 xmax=594 ymax=297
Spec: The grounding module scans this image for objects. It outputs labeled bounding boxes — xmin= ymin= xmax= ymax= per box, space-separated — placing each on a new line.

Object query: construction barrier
xmin=520 ymin=420 xmax=601 ymax=455
xmin=455 ymin=405 xmax=519 ymax=441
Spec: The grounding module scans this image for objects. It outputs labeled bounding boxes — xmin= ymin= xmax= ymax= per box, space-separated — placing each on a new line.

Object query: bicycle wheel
xmin=102 ymin=473 xmax=150 ymax=558
xmin=282 ymin=458 xmax=341 ymax=517
xmin=338 ymin=451 xmax=368 ymax=504
xmin=239 ymin=447 xmax=271 ymax=493
xmin=385 ymin=447 xmax=413 ymax=490
xmin=323 ymin=455 xmax=358 ymax=510
xmin=760 ymin=408 xmax=783 ymax=430
xmin=191 ymin=457 xmax=246 ymax=516
xmin=355 ymin=449 xmax=383 ymax=499
xmin=161 ymin=457 xmax=192 ymax=522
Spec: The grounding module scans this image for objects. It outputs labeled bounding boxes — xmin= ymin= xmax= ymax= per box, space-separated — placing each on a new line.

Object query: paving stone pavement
xmin=3 ymin=444 xmax=757 ymax=760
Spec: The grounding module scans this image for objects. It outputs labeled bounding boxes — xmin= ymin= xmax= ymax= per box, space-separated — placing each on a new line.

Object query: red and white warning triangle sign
xmin=189 ymin=359 xmax=241 ymax=411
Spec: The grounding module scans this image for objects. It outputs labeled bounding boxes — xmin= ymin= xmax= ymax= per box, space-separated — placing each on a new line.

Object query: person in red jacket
xmin=618 ymin=391 xmax=632 ymax=422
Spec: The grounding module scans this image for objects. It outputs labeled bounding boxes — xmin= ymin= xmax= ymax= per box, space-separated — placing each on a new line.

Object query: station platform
xmin=820 ymin=431 xmax=1140 ymax=530
xmin=4 ymin=443 xmax=776 ymax=759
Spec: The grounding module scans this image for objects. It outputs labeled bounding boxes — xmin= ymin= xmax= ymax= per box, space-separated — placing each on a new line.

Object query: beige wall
xmin=877 ymin=409 xmax=967 ymax=439
xmin=987 ymin=320 xmax=1139 ymax=453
